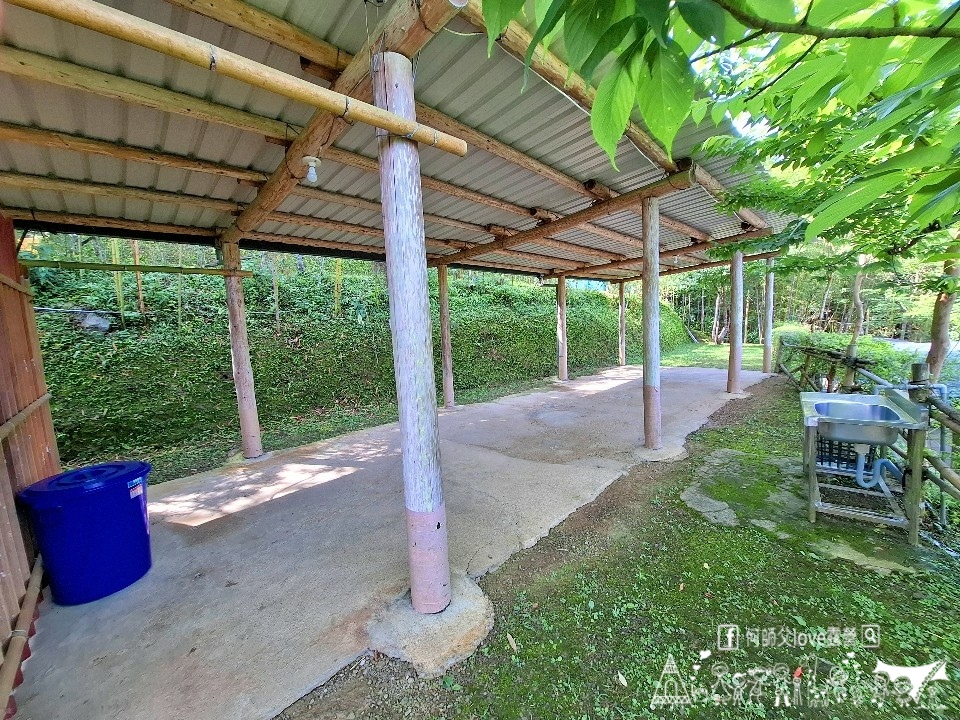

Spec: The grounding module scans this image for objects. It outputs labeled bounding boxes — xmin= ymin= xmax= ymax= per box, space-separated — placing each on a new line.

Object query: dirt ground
xmin=274 ymin=378 xmax=789 ymax=720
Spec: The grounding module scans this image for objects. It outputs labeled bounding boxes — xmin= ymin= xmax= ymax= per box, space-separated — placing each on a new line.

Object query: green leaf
xmin=846 ymin=37 xmax=892 ymax=94
xmin=676 ymin=0 xmax=727 ymax=44
xmin=908 ymin=171 xmax=960 ymax=227
xmin=864 ymin=144 xmax=954 ymax=175
xmin=482 ymin=0 xmax=526 ymax=56
xmin=636 ymin=0 xmax=671 ymax=43
xmin=524 ymin=0 xmax=571 ymax=76
xmin=690 ymin=97 xmax=710 ymax=125
xmin=636 ymin=40 xmax=696 ymax=158
xmin=805 ymin=172 xmax=905 ymax=240
xmin=581 ymin=16 xmax=638 ymax=82
xmin=564 ymin=0 xmax=629 ymax=72
xmin=592 ymin=42 xmax=644 ymax=166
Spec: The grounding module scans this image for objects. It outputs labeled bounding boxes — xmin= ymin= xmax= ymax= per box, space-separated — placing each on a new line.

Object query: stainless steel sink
xmin=801 ymin=391 xmax=928 ymax=446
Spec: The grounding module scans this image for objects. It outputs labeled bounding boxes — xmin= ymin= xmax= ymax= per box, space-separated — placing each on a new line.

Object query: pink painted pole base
xmin=406 ymin=504 xmax=452 ymax=614
xmin=643 ymin=385 xmax=662 ymax=450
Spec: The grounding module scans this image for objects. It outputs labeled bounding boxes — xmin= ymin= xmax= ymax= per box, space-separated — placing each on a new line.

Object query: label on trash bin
xmin=128 ymin=478 xmax=143 ymax=499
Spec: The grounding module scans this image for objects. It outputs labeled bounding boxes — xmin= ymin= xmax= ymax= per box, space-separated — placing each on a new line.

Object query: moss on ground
xmin=432 ymin=377 xmax=960 ymax=720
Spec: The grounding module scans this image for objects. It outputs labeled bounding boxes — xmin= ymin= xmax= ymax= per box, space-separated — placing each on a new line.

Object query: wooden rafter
xmin=8 ymin=0 xmax=466 ymax=155
xmin=0 ymin=172 xmax=244 ymax=214
xmin=430 ymin=168 xmax=694 ymax=267
xmin=693 ymin=166 xmax=769 ymax=230
xmin=0 ymin=46 xmax=295 ymax=140
xmin=2 ymin=208 xmax=220 ymax=237
xmin=220 ymin=0 xmax=468 ymax=246
xmin=460 ymin=0 xmax=770 ymax=230
xmin=162 ymin=0 xmax=351 ymax=82
xmin=0 ymin=124 xmax=492 ymax=236
xmin=544 ymin=228 xmax=772 ymax=279
xmin=158 ymin=0 xmax=701 ymax=250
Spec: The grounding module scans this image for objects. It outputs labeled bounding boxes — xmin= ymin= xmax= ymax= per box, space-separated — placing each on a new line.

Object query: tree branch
xmin=712 ymin=0 xmax=960 ymax=39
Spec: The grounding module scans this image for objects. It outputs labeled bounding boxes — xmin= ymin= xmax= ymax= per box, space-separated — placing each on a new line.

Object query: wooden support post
xmin=438 ymin=265 xmax=455 ymax=409
xmin=642 ymin=197 xmax=661 ymax=449
xmin=618 ymin=282 xmax=627 ymax=366
xmin=727 ymin=251 xmax=744 ymax=394
xmin=222 ymin=241 xmax=263 ymax=459
xmin=805 ymin=425 xmax=819 ymax=523
xmin=374 ymin=52 xmax=450 ymax=614
xmin=906 ymin=362 xmax=930 ymax=545
xmin=556 ymin=277 xmax=568 ymax=381
xmin=763 ymin=258 xmax=775 ymax=373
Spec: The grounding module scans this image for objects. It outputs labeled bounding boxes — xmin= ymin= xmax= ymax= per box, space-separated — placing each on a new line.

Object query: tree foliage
xmin=482 ymin=0 xmax=960 ymax=240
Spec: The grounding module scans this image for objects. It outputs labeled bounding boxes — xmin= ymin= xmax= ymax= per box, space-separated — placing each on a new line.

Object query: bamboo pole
xmin=642 ymin=197 xmax=662 ymax=449
xmin=727 ymin=251 xmax=744 ymax=394
xmin=438 ymin=265 xmax=455 ymax=409
xmin=0 ymin=394 xmax=51 ymax=442
xmin=556 ymin=276 xmax=568 ymax=381
xmin=431 ymin=166 xmax=694 ymax=267
xmin=222 ymin=241 xmax=263 ymax=459
xmin=0 ymin=558 xmax=43 ymax=719
xmin=131 ymin=239 xmax=146 ymax=316
xmin=763 ymin=258 xmax=775 ymax=373
xmin=19 ymin=259 xmax=252 ymax=277
xmin=7 ymin=0 xmax=466 ymax=156
xmin=618 ymin=282 xmax=627 ymax=366
xmin=375 ymin=51 xmax=450 ymax=614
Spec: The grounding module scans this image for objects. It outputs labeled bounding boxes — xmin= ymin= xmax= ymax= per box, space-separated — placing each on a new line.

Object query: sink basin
xmin=801 ymin=392 xmax=927 ymax=446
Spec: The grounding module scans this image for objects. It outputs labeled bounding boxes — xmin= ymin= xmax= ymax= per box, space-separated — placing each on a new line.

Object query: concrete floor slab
xmin=15 ymin=366 xmax=767 ymax=720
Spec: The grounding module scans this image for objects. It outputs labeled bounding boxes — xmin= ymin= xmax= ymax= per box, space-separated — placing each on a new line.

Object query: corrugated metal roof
xmin=0 ymin=0 xmax=787 ymax=276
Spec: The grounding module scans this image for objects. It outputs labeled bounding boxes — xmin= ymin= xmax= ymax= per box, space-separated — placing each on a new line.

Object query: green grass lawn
xmin=662 ymin=342 xmax=765 ymax=371
xmin=431 ymin=375 xmax=960 ymax=719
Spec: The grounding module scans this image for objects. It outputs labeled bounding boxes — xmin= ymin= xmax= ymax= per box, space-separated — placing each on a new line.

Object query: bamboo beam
xmin=0 ymin=46 xmax=294 ymax=140
xmin=460 ymin=1 xmax=771 ymax=232
xmin=438 ymin=265 xmax=455 ymax=409
xmin=0 ymin=171 xmax=243 ymax=213
xmin=0 ymin=124 xmax=493 ymax=236
xmin=162 ymin=0 xmax=351 ymax=82
xmin=763 ymin=258 xmax=775 ymax=373
xmin=0 ymin=393 xmax=50 ymax=442
xmin=582 ymin=179 xmax=710 ymax=241
xmin=222 ymin=240 xmax=262 ymax=458
xmin=3 ymin=208 xmax=220 ymax=237
xmin=486 ymin=229 xmax=622 ymax=261
xmin=220 ymin=0 xmax=467 ymax=247
xmin=460 ymin=0 xmax=675 ymax=172
xmin=642 ymin=197 xmax=661 ymax=449
xmin=556 ymin=276 xmax=568 ymax=381
xmin=727 ymin=250 xmax=744 ymax=394
xmin=0 ymin=121 xmax=268 ymax=182
xmin=0 ymin=272 xmax=31 ymax=295
xmin=694 ymin=166 xmax=769 ymax=230
xmin=546 ymin=227 xmax=772 ymax=279
xmin=19 ymin=259 xmax=251 ymax=277
xmin=431 ymin=166 xmax=694 ymax=267
xmin=375 ymin=51 xmax=450 ymax=614
xmin=8 ymin=0 xmax=466 ymax=156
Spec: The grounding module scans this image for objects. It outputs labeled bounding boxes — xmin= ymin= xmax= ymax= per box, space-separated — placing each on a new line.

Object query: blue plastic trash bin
xmin=19 ymin=461 xmax=152 ymax=605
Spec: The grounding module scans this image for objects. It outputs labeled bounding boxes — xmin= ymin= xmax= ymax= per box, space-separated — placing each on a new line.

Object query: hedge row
xmin=36 ymin=273 xmax=688 ymax=461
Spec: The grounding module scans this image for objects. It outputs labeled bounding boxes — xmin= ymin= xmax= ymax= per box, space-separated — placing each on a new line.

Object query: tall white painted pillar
xmin=727 ymin=251 xmax=744 ymax=393
xmin=557 ymin=276 xmax=568 ymax=381
xmin=222 ymin=240 xmax=263 ymax=458
xmin=762 ymin=258 xmax=775 ymax=373
xmin=618 ymin=281 xmax=627 ymax=366
xmin=438 ymin=265 xmax=455 ymax=408
xmin=374 ymin=51 xmax=450 ymax=614
xmin=642 ymin=197 xmax=661 ymax=449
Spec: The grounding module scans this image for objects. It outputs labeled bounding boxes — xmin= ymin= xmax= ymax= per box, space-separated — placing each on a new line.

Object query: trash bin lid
xmin=19 ymin=461 xmax=151 ymax=507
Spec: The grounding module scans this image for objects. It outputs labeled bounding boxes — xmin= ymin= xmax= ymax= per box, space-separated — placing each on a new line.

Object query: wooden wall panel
xmin=0 ymin=214 xmax=61 ymax=644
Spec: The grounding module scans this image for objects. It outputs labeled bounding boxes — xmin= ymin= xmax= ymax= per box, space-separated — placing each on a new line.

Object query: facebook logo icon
xmin=717 ymin=624 xmax=739 ymax=651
